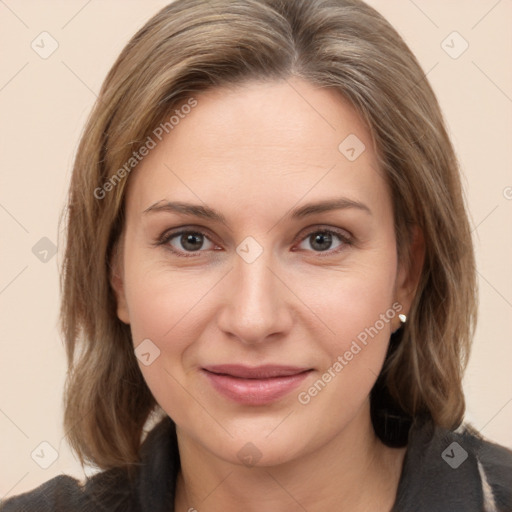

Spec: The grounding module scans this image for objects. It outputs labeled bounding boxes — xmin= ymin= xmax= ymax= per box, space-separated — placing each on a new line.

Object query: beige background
xmin=1 ymin=0 xmax=511 ymax=500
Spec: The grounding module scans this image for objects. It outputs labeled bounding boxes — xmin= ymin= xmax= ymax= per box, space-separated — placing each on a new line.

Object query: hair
xmin=59 ymin=0 xmax=477 ymax=471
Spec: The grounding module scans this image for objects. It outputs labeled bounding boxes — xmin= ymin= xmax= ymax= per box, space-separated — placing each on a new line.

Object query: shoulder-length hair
xmin=59 ymin=0 xmax=477 ymax=470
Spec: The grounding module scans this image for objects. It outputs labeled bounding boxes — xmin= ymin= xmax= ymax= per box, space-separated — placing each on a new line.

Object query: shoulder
xmin=458 ymin=422 xmax=512 ymax=512
xmin=0 ymin=415 xmax=179 ymax=512
xmin=394 ymin=417 xmax=512 ymax=512
xmin=0 ymin=475 xmax=84 ymax=511
xmin=0 ymin=468 xmax=138 ymax=512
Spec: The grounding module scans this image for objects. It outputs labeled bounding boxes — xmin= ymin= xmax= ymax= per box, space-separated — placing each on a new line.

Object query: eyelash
xmin=154 ymin=225 xmax=353 ymax=258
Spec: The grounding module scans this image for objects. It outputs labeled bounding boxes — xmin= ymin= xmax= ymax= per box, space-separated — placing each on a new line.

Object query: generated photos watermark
xmin=297 ymin=301 xmax=403 ymax=405
xmin=94 ymin=97 xmax=197 ymax=200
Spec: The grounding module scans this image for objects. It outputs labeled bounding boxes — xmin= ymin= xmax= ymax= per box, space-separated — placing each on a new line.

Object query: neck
xmin=174 ymin=403 xmax=406 ymax=512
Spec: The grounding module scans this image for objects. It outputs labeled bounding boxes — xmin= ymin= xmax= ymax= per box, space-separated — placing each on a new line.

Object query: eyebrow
xmin=143 ymin=197 xmax=372 ymax=222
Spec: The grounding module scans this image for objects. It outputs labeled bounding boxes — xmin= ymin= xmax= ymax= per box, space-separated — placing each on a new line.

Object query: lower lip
xmin=202 ymin=370 xmax=312 ymax=405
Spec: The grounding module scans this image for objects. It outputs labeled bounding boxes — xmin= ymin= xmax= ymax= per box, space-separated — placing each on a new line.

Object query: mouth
xmin=201 ymin=365 xmax=313 ymax=405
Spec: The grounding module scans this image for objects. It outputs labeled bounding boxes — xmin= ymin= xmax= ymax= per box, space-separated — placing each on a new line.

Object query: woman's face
xmin=112 ymin=78 xmax=421 ymax=466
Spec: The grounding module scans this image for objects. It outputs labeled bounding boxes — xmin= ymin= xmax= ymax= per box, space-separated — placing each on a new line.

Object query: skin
xmin=111 ymin=77 xmax=425 ymax=512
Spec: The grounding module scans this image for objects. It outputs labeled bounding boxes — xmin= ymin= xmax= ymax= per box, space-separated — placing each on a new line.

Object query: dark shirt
xmin=1 ymin=415 xmax=511 ymax=511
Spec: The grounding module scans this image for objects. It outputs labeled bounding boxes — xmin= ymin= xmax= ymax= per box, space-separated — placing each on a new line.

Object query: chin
xmin=218 ymin=435 xmax=304 ymax=468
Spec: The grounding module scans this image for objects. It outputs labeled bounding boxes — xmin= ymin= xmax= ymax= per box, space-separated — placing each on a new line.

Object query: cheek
xmin=310 ymin=249 xmax=397 ymax=338
xmin=123 ymin=266 xmax=208 ymax=418
xmin=125 ymin=266 xmax=212 ymax=347
xmin=293 ymin=280 xmax=397 ymax=419
xmin=304 ymin=248 xmax=398 ymax=387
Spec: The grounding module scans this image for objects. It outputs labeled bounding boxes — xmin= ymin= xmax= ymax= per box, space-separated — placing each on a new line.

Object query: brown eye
xmin=177 ymin=232 xmax=206 ymax=252
xmin=296 ymin=228 xmax=352 ymax=254
xmin=160 ymin=229 xmax=217 ymax=256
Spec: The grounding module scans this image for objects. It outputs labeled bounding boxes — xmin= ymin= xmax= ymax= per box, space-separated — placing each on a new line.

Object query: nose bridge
xmin=216 ymin=241 xmax=291 ymax=343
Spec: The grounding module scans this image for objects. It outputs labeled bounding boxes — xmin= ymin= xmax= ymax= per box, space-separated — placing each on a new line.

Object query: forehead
xmin=124 ymin=78 xmax=389 ymax=223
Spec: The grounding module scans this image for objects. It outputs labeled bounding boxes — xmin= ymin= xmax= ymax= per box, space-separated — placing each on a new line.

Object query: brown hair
xmin=59 ymin=0 xmax=477 ymax=470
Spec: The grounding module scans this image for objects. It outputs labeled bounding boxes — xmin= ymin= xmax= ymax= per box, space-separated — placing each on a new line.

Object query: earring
xmin=392 ymin=313 xmax=407 ymax=334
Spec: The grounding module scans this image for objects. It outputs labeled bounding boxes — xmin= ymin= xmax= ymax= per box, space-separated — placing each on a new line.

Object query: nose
xmin=215 ymin=248 xmax=294 ymax=345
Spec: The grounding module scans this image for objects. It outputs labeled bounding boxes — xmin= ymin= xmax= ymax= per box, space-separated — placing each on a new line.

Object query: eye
xmin=294 ymin=228 xmax=352 ymax=255
xmin=158 ymin=229 xmax=218 ymax=257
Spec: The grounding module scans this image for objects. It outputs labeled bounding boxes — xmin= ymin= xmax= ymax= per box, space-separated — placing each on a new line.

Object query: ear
xmin=109 ymin=237 xmax=131 ymax=325
xmin=392 ymin=225 xmax=425 ymax=330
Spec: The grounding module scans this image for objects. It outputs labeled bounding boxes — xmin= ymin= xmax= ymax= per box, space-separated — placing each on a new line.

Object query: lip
xmin=202 ymin=365 xmax=313 ymax=405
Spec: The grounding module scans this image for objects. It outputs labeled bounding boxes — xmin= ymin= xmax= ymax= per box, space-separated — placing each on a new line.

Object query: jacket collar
xmin=137 ymin=415 xmax=180 ymax=512
xmin=392 ymin=417 xmax=484 ymax=511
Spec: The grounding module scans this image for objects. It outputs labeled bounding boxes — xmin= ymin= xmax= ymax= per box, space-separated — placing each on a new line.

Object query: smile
xmin=201 ymin=365 xmax=313 ymax=405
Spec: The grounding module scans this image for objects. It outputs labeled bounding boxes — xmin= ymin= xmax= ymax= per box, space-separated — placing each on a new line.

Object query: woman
xmin=2 ymin=0 xmax=511 ymax=511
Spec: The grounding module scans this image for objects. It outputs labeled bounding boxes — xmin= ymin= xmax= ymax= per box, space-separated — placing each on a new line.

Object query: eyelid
xmin=293 ymin=224 xmax=352 ymax=245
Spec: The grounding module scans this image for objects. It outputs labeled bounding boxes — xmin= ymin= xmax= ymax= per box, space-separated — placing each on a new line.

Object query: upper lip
xmin=202 ymin=365 xmax=312 ymax=379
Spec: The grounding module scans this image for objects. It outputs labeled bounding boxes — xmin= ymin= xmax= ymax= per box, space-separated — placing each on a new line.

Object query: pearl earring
xmin=392 ymin=313 xmax=407 ymax=334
